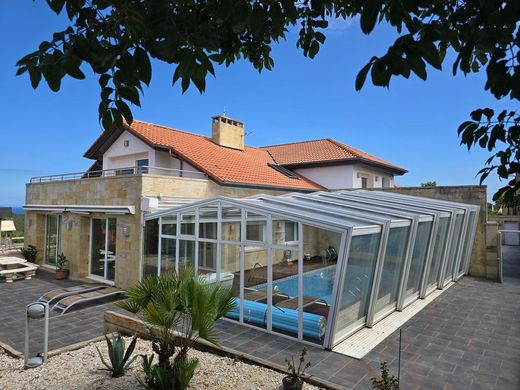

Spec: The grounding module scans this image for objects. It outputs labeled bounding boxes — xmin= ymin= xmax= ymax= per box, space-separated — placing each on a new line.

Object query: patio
xmin=0 ymin=247 xmax=518 ymax=389
xmin=0 ymin=267 xmax=123 ymax=354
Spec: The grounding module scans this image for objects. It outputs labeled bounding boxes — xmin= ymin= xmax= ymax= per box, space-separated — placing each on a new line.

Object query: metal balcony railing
xmin=29 ymin=166 xmax=207 ymax=183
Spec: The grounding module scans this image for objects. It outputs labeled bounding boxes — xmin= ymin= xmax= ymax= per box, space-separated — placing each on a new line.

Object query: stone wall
xmin=25 ymin=175 xmax=291 ymax=289
xmin=373 ymin=186 xmax=491 ymax=279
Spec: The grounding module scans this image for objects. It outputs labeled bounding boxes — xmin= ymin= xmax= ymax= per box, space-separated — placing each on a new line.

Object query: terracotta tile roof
xmin=262 ymin=139 xmax=406 ymax=173
xmin=124 ymin=120 xmax=324 ymax=191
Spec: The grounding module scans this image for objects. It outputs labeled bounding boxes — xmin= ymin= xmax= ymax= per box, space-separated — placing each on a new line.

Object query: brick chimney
xmin=211 ymin=115 xmax=244 ymax=151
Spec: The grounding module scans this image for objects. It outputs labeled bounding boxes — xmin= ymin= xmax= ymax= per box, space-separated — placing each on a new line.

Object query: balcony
xmin=30 ymin=166 xmax=207 ymax=183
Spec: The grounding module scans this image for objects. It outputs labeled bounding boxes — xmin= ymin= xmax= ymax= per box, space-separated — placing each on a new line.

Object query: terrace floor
xmin=0 ymin=247 xmax=519 ymax=389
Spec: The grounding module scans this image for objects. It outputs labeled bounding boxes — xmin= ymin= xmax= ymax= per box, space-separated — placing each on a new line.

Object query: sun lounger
xmin=52 ymin=287 xmax=124 ymax=314
xmin=38 ymin=283 xmax=107 ymax=305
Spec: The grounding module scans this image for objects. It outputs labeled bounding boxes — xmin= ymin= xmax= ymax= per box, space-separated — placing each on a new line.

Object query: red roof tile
xmin=125 ymin=120 xmax=324 ymax=191
xmin=262 ymin=139 xmax=406 ymax=173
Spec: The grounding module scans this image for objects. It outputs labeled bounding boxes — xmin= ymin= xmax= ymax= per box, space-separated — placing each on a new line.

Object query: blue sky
xmin=0 ymin=2 xmax=513 ymax=206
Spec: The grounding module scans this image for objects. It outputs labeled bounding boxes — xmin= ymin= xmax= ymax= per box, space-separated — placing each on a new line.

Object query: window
xmin=284 ymin=222 xmax=298 ymax=242
xmin=246 ymin=221 xmax=265 ymax=241
xmin=136 ymin=159 xmax=149 ymax=174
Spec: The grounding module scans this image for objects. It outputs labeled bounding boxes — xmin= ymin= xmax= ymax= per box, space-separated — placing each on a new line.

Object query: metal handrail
xmin=30 ymin=166 xmax=207 ymax=183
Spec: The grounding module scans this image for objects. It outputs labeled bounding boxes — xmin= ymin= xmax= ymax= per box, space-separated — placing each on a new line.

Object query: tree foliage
xmin=16 ymin=0 xmax=520 ymax=200
xmin=420 ymin=181 xmax=437 ymax=188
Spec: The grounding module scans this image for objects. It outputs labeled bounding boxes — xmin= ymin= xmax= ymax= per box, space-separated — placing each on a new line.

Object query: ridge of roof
xmin=260 ymin=138 xmax=333 ymax=149
xmin=129 ymin=119 xmax=209 ymax=139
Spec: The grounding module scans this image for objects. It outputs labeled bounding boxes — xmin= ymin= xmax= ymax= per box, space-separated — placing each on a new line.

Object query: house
xmin=24 ymin=115 xmax=406 ymax=288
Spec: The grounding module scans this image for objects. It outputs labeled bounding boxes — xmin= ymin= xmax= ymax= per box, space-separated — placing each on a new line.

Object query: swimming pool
xmin=255 ymin=266 xmax=336 ymax=304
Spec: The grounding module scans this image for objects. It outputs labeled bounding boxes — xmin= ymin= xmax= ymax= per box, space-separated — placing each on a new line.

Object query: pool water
xmin=255 ymin=266 xmax=336 ymax=304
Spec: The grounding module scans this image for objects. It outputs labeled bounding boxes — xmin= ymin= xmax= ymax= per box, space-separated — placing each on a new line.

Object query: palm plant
xmin=116 ymin=268 xmax=235 ymax=389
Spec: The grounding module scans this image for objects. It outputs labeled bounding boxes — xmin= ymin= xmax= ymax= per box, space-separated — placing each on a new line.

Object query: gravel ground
xmin=0 ymin=338 xmax=321 ymax=390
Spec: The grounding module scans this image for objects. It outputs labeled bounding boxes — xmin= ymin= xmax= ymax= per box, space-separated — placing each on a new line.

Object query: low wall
xmin=363 ymin=186 xmax=493 ymax=280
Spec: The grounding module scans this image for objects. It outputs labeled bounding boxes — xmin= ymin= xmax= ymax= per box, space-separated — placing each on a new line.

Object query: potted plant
xmin=283 ymin=347 xmax=312 ymax=390
xmin=55 ymin=252 xmax=69 ymax=280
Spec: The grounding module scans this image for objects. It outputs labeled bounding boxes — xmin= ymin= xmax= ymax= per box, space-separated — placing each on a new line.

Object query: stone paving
xmin=213 ymin=246 xmax=520 ymax=389
xmin=1 ymin=247 xmax=519 ymax=389
xmin=0 ymin=268 xmax=123 ymax=354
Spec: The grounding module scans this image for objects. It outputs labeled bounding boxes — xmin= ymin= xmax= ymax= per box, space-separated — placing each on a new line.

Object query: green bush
xmin=21 ymin=245 xmax=37 ymax=262
xmin=371 ymin=362 xmax=399 ymax=390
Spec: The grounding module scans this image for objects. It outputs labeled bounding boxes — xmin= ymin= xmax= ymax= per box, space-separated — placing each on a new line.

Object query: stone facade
xmin=25 ymin=174 xmax=288 ymax=289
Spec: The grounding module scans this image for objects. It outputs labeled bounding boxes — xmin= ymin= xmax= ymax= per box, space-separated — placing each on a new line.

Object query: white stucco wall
xmin=103 ymin=131 xmax=154 ymax=170
xmin=102 ymin=130 xmax=203 ymax=177
xmin=294 ymin=164 xmax=395 ymax=190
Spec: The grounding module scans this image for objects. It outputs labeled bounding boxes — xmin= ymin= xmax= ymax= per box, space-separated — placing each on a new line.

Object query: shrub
xmin=371 ymin=362 xmax=399 ymax=390
xmin=96 ymin=334 xmax=138 ymax=378
xmin=283 ymin=347 xmax=312 ymax=389
xmin=21 ymin=245 xmax=38 ymax=262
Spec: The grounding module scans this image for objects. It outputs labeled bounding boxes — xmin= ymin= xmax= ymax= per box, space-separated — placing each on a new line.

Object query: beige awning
xmin=0 ymin=220 xmax=16 ymax=232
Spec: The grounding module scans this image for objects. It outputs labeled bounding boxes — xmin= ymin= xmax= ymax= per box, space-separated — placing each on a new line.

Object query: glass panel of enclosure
xmin=180 ymin=213 xmax=195 ymax=236
xmin=404 ymin=221 xmax=433 ymax=302
xmin=199 ymin=206 xmax=217 ymax=239
xmin=334 ymin=231 xmax=380 ymax=342
xmin=143 ymin=219 xmax=159 ymax=277
xmin=160 ymin=237 xmax=176 ymax=274
xmin=179 ymin=239 xmax=195 ymax=269
xmin=45 ymin=214 xmax=61 ymax=266
xmin=222 ymin=243 xmax=241 ymax=321
xmin=444 ymin=213 xmax=464 ymax=282
xmin=373 ymin=226 xmax=410 ymax=318
xmin=426 ymin=217 xmax=450 ymax=291
xmin=242 ymin=244 xmax=268 ymax=331
xmin=198 ymin=241 xmax=216 ymax=273
xmin=221 ymin=206 xmax=241 ymax=241
xmin=246 ymin=212 xmax=267 ymax=242
xmin=458 ymin=210 xmax=477 ymax=274
xmin=162 ymin=216 xmax=177 ymax=236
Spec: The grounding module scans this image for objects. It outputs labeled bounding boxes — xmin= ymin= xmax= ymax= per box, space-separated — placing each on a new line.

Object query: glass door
xmin=90 ymin=217 xmax=117 ymax=282
xmin=45 ymin=215 xmax=61 ymax=266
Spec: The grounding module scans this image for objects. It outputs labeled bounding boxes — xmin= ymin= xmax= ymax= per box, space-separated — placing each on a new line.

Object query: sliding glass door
xmin=90 ymin=218 xmax=117 ymax=282
xmin=45 ymin=214 xmax=61 ymax=266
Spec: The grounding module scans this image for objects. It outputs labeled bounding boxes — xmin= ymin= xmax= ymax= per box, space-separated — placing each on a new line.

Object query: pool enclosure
xmin=142 ymin=190 xmax=480 ymax=349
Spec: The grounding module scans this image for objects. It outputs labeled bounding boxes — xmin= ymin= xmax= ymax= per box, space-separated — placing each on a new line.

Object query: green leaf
xmin=409 ymin=56 xmax=427 ymax=80
xmin=115 ymin=99 xmax=133 ymax=125
xmin=308 ymin=40 xmax=320 ymax=59
xmin=28 ymin=69 xmax=42 ymax=89
xmin=118 ymin=86 xmax=141 ymax=106
xmin=46 ymin=0 xmax=65 ymax=14
xmin=134 ymin=48 xmax=152 ymax=86
xmin=355 ymin=60 xmax=374 ymax=91
xmin=249 ymin=4 xmax=265 ymax=37
xmin=360 ymin=0 xmax=383 ymax=34
xmin=420 ymin=41 xmax=442 ymax=70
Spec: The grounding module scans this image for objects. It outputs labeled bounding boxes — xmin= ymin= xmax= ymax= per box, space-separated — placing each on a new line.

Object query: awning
xmin=23 ymin=205 xmax=135 ymax=215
